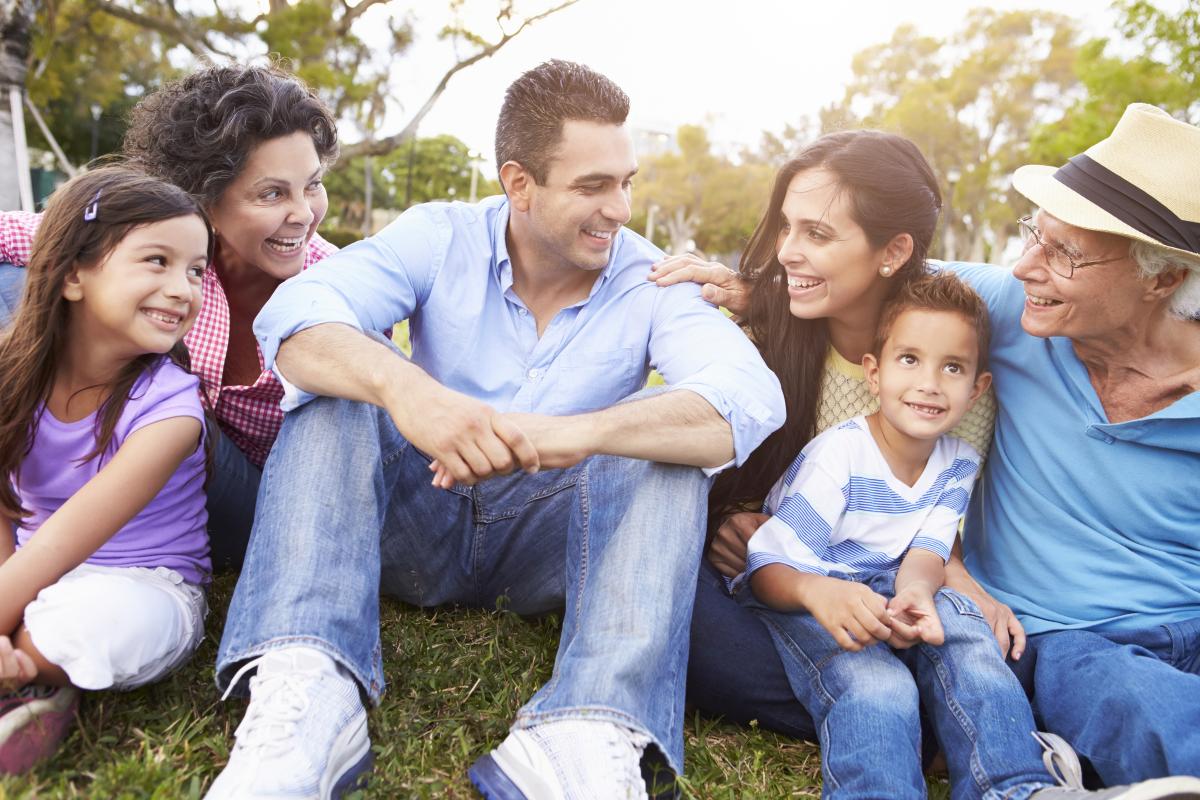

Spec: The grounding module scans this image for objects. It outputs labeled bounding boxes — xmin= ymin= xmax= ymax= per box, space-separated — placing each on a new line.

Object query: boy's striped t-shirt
xmin=744 ymin=416 xmax=982 ymax=581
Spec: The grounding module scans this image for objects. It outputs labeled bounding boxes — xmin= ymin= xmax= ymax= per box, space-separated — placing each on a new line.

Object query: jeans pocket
xmin=937 ymin=587 xmax=985 ymax=619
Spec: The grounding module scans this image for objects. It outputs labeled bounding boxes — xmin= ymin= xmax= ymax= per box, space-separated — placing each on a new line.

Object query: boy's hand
xmin=887 ymin=583 xmax=945 ymax=646
xmin=805 ymin=580 xmax=893 ymax=652
xmin=0 ymin=635 xmax=37 ymax=691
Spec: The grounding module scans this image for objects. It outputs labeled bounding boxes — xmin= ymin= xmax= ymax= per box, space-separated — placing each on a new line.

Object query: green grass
xmin=0 ymin=575 xmax=957 ymax=799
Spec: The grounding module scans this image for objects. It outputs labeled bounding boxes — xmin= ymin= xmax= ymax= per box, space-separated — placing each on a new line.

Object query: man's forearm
xmin=528 ymin=388 xmax=734 ymax=468
xmin=275 ymin=323 xmax=433 ymax=412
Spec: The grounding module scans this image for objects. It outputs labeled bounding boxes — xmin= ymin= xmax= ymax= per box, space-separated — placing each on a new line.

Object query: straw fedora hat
xmin=1012 ymin=103 xmax=1200 ymax=259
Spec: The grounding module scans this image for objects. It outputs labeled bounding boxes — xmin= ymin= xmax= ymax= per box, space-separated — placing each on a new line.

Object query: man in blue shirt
xmin=205 ymin=60 xmax=785 ymax=800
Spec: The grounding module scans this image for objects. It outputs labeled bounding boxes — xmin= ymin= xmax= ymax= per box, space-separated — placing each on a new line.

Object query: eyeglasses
xmin=1016 ymin=216 xmax=1128 ymax=279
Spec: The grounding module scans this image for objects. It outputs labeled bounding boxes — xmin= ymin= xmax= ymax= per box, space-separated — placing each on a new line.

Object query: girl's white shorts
xmin=23 ymin=563 xmax=207 ymax=691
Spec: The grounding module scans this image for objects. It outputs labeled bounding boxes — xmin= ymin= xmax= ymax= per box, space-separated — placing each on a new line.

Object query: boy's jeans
xmin=1022 ymin=618 xmax=1200 ymax=786
xmin=216 ymin=393 xmax=709 ymax=774
xmin=738 ymin=570 xmax=1052 ymax=800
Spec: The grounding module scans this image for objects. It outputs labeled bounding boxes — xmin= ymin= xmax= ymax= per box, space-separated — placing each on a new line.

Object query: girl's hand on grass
xmin=887 ymin=584 xmax=945 ymax=646
xmin=805 ymin=580 xmax=893 ymax=652
xmin=0 ymin=635 xmax=37 ymax=691
xmin=648 ymin=254 xmax=750 ymax=318
xmin=707 ymin=512 xmax=768 ymax=578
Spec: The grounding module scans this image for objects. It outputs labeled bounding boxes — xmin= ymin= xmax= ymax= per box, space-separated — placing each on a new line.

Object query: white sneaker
xmin=468 ymin=719 xmax=652 ymax=800
xmin=1030 ymin=731 xmax=1200 ymax=799
xmin=205 ymin=647 xmax=371 ymax=800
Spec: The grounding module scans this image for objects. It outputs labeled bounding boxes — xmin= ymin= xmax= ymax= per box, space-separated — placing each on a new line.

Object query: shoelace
xmin=1032 ymin=730 xmax=1086 ymax=789
xmin=222 ymin=657 xmax=321 ymax=757
xmin=605 ymin=726 xmax=651 ymax=800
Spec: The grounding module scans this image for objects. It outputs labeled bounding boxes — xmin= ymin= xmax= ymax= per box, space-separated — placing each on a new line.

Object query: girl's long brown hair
xmin=708 ymin=131 xmax=942 ymax=527
xmin=0 ymin=166 xmax=213 ymax=524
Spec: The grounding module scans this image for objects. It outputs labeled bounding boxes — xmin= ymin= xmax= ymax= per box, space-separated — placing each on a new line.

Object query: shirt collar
xmin=490 ymin=196 xmax=621 ymax=303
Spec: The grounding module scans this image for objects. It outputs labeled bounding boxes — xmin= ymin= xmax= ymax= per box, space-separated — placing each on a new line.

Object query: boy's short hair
xmin=872 ymin=272 xmax=991 ymax=373
xmin=494 ymin=60 xmax=629 ymax=188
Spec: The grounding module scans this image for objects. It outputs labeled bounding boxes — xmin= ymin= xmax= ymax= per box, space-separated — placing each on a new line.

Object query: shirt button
xmin=518 ymin=308 xmax=528 ymax=316
xmin=528 ymin=368 xmax=540 ymax=379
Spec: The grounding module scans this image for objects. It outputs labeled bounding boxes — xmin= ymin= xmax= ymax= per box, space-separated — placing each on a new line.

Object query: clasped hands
xmin=391 ymin=383 xmax=585 ymax=490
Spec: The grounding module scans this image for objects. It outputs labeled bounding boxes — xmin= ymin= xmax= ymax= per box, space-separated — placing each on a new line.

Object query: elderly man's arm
xmin=944 ymin=537 xmax=1026 ymax=660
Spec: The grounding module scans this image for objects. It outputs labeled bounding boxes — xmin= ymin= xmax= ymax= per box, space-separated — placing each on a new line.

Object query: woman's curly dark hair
xmin=122 ymin=62 xmax=339 ymax=208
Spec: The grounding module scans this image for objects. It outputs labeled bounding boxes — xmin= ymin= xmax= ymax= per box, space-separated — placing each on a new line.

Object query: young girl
xmin=0 ymin=166 xmax=213 ymax=774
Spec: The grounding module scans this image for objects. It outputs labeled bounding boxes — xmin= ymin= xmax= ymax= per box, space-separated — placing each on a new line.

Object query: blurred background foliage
xmin=7 ymin=0 xmax=1197 ymax=259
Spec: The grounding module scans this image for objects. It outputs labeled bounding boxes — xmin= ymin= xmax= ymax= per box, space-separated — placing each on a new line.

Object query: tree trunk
xmin=0 ymin=0 xmax=35 ymax=210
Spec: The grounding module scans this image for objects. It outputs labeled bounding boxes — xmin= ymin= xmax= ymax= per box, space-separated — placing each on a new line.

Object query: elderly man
xmin=950 ymin=102 xmax=1200 ymax=786
xmin=681 ymin=102 xmax=1200 ymax=795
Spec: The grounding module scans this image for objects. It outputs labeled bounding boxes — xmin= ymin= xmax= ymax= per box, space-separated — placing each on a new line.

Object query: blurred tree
xmin=820 ymin=9 xmax=1082 ymax=262
xmin=323 ymin=133 xmax=500 ymax=230
xmin=21 ymin=0 xmax=576 ymax=167
xmin=1028 ymin=0 xmax=1199 ymax=165
xmin=634 ymin=124 xmax=772 ymax=257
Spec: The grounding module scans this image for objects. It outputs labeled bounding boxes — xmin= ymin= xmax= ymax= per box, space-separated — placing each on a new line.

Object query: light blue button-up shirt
xmin=948 ymin=261 xmax=1200 ymax=634
xmin=254 ymin=195 xmax=785 ymax=467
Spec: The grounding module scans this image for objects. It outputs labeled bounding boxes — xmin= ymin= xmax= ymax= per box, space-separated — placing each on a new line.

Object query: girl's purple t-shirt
xmin=16 ymin=359 xmax=211 ymax=583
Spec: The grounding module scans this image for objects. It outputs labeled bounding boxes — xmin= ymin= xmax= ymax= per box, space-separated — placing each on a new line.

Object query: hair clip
xmin=83 ymin=190 xmax=101 ymax=222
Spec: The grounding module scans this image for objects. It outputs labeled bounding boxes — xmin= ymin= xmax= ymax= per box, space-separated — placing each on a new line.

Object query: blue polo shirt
xmin=949 ymin=262 xmax=1200 ymax=635
xmin=255 ymin=195 xmax=785 ymax=467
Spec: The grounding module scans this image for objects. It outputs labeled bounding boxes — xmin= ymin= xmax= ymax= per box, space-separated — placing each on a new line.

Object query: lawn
xmin=0 ymin=574 xmax=959 ymax=799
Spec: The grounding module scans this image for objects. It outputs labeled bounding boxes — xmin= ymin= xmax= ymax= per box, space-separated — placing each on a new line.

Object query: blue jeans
xmin=0 ymin=262 xmax=24 ymax=324
xmin=1023 ymin=619 xmax=1200 ymax=785
xmin=738 ymin=570 xmax=1051 ymax=800
xmin=205 ymin=425 xmax=262 ymax=572
xmin=216 ymin=394 xmax=710 ymax=774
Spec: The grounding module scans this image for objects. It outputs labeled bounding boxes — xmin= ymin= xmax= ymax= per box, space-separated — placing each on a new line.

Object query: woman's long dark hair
xmin=708 ymin=130 xmax=942 ymax=526
xmin=0 ymin=166 xmax=214 ymax=524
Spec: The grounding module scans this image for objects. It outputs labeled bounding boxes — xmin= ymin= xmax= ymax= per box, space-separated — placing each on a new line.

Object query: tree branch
xmin=339 ymin=0 xmax=578 ymax=161
xmin=89 ymin=0 xmax=236 ymax=58
xmin=336 ymin=0 xmax=390 ymax=36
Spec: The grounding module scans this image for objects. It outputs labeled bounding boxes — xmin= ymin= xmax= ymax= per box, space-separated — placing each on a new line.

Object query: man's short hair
xmin=494 ymin=60 xmax=630 ymax=188
xmin=872 ymin=272 xmax=991 ymax=374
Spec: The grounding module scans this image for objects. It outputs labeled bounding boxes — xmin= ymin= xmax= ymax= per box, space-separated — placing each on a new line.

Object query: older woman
xmin=0 ymin=64 xmax=340 ymax=569
xmin=663 ymin=103 xmax=1200 ymax=791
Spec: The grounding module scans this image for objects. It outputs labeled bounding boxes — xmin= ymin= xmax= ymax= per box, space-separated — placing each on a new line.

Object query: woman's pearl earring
xmin=880 ymin=263 xmax=893 ymax=277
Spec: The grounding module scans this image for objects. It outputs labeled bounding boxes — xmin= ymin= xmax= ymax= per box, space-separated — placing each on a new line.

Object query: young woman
xmin=648 ymin=130 xmax=1012 ymax=738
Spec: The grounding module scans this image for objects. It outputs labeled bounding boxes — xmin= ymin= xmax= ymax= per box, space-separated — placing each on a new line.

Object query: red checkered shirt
xmin=1 ymin=211 xmax=337 ymax=467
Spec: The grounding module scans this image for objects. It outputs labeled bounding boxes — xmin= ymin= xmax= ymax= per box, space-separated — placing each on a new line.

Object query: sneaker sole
xmin=1111 ymin=776 xmax=1200 ymax=800
xmin=469 ymin=753 xmax=530 ymax=800
xmin=330 ymin=748 xmax=373 ymax=799
xmin=322 ymin=712 xmax=373 ymax=800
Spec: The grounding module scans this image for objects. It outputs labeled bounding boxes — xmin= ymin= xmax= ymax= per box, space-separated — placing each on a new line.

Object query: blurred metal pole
xmin=9 ymin=87 xmax=33 ymax=210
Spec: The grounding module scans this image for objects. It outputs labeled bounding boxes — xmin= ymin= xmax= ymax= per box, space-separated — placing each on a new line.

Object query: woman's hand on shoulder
xmin=648 ymin=254 xmax=751 ymax=318
xmin=707 ymin=511 xmax=769 ymax=577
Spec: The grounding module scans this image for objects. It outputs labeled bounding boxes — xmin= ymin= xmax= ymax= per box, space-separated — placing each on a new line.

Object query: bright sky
xmin=367 ymin=0 xmax=1125 ymax=177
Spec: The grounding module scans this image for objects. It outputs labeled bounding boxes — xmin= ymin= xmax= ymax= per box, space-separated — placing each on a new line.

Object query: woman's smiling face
xmin=775 ymin=168 xmax=894 ymax=323
xmin=207 ymin=131 xmax=328 ymax=281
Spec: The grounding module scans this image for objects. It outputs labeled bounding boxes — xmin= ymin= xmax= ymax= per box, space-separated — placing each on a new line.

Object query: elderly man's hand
xmin=943 ymin=565 xmax=1026 ymax=660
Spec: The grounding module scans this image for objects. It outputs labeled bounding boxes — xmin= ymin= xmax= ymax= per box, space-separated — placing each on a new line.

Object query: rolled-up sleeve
xmin=253 ymin=207 xmax=447 ymax=406
xmin=648 ymin=283 xmax=785 ymax=470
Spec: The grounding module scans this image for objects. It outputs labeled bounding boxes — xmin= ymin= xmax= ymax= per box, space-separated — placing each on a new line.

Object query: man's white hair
xmin=1130 ymin=240 xmax=1200 ymax=319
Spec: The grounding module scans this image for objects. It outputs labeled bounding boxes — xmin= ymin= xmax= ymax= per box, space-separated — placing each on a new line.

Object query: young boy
xmin=736 ymin=273 xmax=1107 ymax=799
